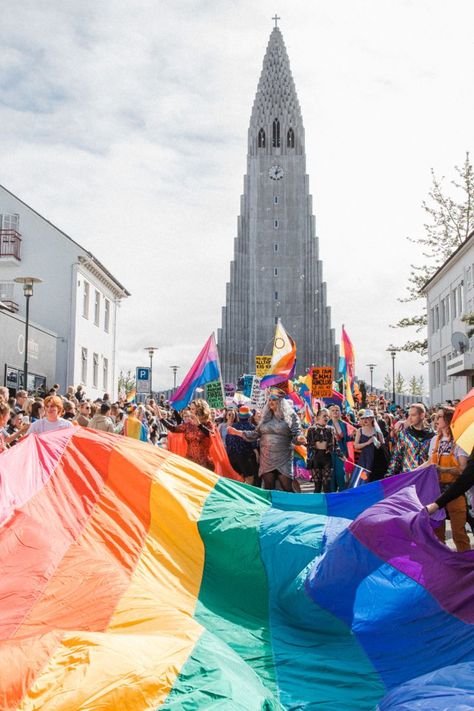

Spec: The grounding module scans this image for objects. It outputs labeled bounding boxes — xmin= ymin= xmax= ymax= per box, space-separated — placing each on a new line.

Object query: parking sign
xmin=136 ymin=367 xmax=151 ymax=394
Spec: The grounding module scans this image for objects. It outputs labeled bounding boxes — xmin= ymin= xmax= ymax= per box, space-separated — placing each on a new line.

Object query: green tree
xmin=383 ymin=374 xmax=392 ymax=391
xmin=392 ymin=153 xmax=474 ymax=355
xmin=461 ymin=312 xmax=474 ymax=339
xmin=395 ymin=372 xmax=406 ymax=394
xmin=118 ymin=369 xmax=136 ymax=397
xmin=409 ymin=375 xmax=418 ymax=395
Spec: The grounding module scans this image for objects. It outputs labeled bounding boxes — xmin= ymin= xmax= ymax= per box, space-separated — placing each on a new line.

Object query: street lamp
xmin=387 ymin=347 xmax=397 ymax=405
xmin=170 ymin=365 xmax=180 ymax=390
xmin=14 ymin=277 xmax=42 ymax=393
xmin=144 ymin=346 xmax=158 ymax=396
xmin=366 ymin=363 xmax=377 ymax=393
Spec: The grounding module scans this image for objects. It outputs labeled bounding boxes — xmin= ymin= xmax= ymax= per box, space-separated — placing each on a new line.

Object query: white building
xmin=0 ymin=184 xmax=130 ymax=398
xmin=422 ymin=231 xmax=474 ymax=403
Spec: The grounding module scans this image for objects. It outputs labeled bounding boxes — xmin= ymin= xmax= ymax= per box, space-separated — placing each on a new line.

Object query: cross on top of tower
xmin=272 ymin=14 xmax=281 ymax=28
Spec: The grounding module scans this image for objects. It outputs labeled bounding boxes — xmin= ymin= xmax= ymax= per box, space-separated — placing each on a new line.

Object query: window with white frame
xmin=81 ymin=347 xmax=88 ymax=384
xmin=458 ymin=284 xmax=463 ymax=314
xmin=94 ymin=290 xmax=100 ymax=326
xmin=441 ymin=355 xmax=447 ymax=383
xmin=441 ymin=299 xmax=446 ymax=328
xmin=436 ymin=360 xmax=441 ymax=387
xmin=430 ymin=307 xmax=435 ymax=333
xmin=93 ymin=353 xmax=99 ymax=388
xmin=434 ymin=305 xmax=439 ymax=331
xmin=104 ymin=299 xmax=110 ymax=333
xmin=83 ymin=282 xmax=90 ymax=319
xmin=452 ymin=290 xmax=457 ymax=318
xmin=103 ymin=357 xmax=109 ymax=390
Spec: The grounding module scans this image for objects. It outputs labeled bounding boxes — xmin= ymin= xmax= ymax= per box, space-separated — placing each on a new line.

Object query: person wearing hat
xmin=227 ymin=387 xmax=305 ymax=491
xmin=354 ymin=408 xmax=388 ymax=481
xmin=225 ymin=405 xmax=259 ymax=486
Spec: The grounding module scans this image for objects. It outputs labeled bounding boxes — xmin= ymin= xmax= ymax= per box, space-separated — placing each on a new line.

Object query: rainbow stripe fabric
xmin=1 ymin=428 xmax=474 ymax=710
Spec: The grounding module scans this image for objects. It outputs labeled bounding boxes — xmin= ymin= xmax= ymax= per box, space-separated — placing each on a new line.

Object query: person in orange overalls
xmin=428 ymin=406 xmax=470 ymax=552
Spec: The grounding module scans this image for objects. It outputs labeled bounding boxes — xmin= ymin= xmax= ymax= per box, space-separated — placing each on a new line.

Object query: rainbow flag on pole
xmin=339 ymin=325 xmax=355 ymax=409
xmin=260 ymin=319 xmax=296 ymax=389
xmin=170 ymin=334 xmax=220 ymax=411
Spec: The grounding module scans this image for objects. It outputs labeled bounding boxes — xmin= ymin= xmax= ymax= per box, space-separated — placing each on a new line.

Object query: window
xmin=83 ymin=282 xmax=89 ymax=319
xmin=441 ymin=355 xmax=447 ymax=384
xmin=434 ymin=305 xmax=439 ymax=331
xmin=103 ymin=357 xmax=109 ymax=390
xmin=275 ymin=316 xmax=279 ymax=324
xmin=274 ymin=243 xmax=278 ymax=252
xmin=81 ymin=347 xmax=88 ymax=384
xmin=274 ymin=196 xmax=278 ymax=204
xmin=272 ymin=118 xmax=280 ymax=148
xmin=1 ymin=213 xmax=20 ymax=230
xmin=93 ymin=353 xmax=99 ymax=388
xmin=287 ymin=127 xmax=295 ymax=148
xmin=0 ymin=281 xmax=15 ymax=302
xmin=274 ymin=220 xmax=278 ymax=229
xmin=452 ymin=290 xmax=457 ymax=318
xmin=467 ymin=266 xmax=472 ymax=287
xmin=258 ymin=128 xmax=265 ymax=148
xmin=275 ymin=291 xmax=278 ymax=299
xmin=104 ymin=299 xmax=110 ymax=333
xmin=445 ymin=296 xmax=450 ymax=323
xmin=458 ymin=284 xmax=463 ymax=314
xmin=441 ymin=298 xmax=446 ymax=327
xmin=436 ymin=360 xmax=441 ymax=387
xmin=274 ymin=267 xmax=278 ymax=276
xmin=94 ymin=290 xmax=100 ymax=326
xmin=430 ymin=307 xmax=435 ymax=333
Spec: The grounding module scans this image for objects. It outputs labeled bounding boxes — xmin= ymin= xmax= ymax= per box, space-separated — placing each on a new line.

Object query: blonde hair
xmin=192 ymin=398 xmax=211 ymax=422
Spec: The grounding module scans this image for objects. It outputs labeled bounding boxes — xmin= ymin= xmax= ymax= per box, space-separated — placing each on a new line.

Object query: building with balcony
xmin=0 ymin=184 xmax=130 ymax=398
xmin=422 ymin=230 xmax=474 ymax=403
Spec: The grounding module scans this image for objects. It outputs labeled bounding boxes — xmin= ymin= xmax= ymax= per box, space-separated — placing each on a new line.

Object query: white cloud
xmin=1 ymin=0 xmax=473 ymax=393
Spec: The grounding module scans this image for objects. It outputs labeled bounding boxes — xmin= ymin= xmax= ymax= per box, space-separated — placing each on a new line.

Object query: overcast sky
xmin=1 ymin=0 xmax=473 ymax=392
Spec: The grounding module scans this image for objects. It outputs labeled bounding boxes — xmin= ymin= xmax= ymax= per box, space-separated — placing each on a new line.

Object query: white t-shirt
xmin=428 ymin=435 xmax=468 ymax=462
xmin=27 ymin=418 xmax=74 ymax=435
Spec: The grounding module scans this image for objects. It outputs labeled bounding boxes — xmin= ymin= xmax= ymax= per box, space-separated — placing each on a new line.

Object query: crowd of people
xmin=0 ymin=383 xmax=473 ymax=551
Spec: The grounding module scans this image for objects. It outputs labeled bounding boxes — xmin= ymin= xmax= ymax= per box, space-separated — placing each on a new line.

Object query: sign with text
xmin=242 ymin=374 xmax=254 ymax=397
xmin=250 ymin=376 xmax=267 ymax=409
xmin=206 ymin=380 xmax=225 ymax=409
xmin=255 ymin=355 xmax=272 ymax=378
xmin=136 ymin=367 xmax=151 ymax=394
xmin=311 ymin=367 xmax=334 ymax=398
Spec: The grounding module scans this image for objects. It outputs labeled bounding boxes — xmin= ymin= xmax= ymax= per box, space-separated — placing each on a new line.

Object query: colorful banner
xmin=2 ymin=430 xmax=471 ymax=710
xmin=255 ymin=355 xmax=272 ymax=377
xmin=311 ymin=367 xmax=334 ymax=398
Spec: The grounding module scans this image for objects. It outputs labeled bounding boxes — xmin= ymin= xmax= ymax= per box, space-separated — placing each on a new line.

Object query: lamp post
xmin=144 ymin=346 xmax=158 ymax=396
xmin=366 ymin=363 xmax=377 ymax=393
xmin=14 ymin=277 xmax=42 ymax=393
xmin=388 ymin=347 xmax=397 ymax=405
xmin=170 ymin=365 xmax=179 ymax=390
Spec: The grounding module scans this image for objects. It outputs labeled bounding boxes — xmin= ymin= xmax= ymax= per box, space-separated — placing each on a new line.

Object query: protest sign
xmin=255 ymin=355 xmax=272 ymax=377
xmin=206 ymin=380 xmax=225 ymax=408
xmin=311 ymin=367 xmax=334 ymax=398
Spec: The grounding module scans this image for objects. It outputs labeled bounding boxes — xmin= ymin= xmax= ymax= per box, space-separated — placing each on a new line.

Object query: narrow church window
xmin=274 ymin=220 xmax=278 ymax=229
xmin=274 ymin=196 xmax=278 ymax=204
xmin=274 ymin=268 xmax=278 ymax=276
xmin=275 ymin=316 xmax=279 ymax=324
xmin=287 ymin=127 xmax=295 ymax=148
xmin=272 ymin=118 xmax=280 ymax=147
xmin=275 ymin=291 xmax=278 ymax=299
xmin=274 ymin=243 xmax=278 ymax=252
xmin=258 ymin=128 xmax=266 ymax=148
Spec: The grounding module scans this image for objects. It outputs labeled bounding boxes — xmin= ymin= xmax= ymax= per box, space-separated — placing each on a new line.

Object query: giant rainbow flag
xmin=1 ymin=428 xmax=474 ymax=710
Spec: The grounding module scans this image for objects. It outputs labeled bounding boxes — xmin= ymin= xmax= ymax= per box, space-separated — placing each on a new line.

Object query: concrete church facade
xmin=218 ymin=24 xmax=338 ymax=384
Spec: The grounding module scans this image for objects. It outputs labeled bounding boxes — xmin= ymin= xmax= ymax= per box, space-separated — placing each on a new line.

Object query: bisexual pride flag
xmin=1 ymin=428 xmax=474 ymax=710
xmin=170 ymin=333 xmax=220 ymax=411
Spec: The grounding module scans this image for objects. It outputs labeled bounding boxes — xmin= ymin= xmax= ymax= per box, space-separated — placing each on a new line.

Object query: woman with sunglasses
xmin=227 ymin=387 xmax=305 ymax=491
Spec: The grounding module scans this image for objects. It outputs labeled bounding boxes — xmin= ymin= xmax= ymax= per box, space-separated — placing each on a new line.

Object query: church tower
xmin=218 ymin=22 xmax=338 ymax=383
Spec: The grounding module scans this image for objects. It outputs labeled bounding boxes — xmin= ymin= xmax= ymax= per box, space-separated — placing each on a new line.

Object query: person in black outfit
xmin=426 ymin=455 xmax=474 ymax=514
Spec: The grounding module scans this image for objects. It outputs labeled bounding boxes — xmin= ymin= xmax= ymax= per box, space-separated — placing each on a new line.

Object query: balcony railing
xmin=0 ymin=230 xmax=22 ymax=260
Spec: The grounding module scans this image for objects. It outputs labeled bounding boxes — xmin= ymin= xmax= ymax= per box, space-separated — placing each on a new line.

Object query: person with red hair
xmin=27 ymin=395 xmax=73 ymax=435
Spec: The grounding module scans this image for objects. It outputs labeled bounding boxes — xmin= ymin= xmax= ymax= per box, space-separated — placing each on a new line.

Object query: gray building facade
xmin=218 ymin=26 xmax=338 ymax=383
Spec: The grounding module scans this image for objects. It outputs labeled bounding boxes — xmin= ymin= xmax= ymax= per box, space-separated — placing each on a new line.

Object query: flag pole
xmin=213 ymin=332 xmax=226 ymax=404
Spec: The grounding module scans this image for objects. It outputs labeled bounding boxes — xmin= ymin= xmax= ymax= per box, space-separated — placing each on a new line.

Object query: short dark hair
xmin=100 ymin=402 xmax=111 ymax=415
